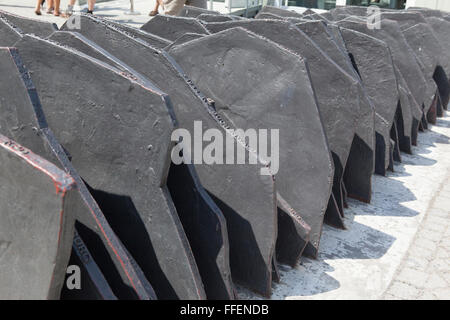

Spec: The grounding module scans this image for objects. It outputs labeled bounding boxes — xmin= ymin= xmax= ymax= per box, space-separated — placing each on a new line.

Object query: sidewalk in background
xmin=0 ymin=0 xmax=158 ymax=27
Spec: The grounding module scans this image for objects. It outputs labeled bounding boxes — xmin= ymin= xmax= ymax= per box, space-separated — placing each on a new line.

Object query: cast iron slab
xmin=12 ymin=35 xmax=205 ymax=300
xmin=0 ymin=9 xmax=57 ymax=38
xmin=426 ymin=17 xmax=450 ymax=107
xmin=58 ymin=18 xmax=235 ymax=301
xmin=335 ymin=19 xmax=430 ymax=130
xmin=140 ymin=15 xmax=209 ymax=42
xmin=395 ymin=65 xmax=423 ymax=146
xmin=209 ymin=19 xmax=375 ymax=205
xmin=197 ymin=13 xmax=234 ymax=22
xmin=48 ymin=31 xmax=120 ymax=65
xmin=168 ymin=163 xmax=234 ymax=299
xmin=375 ymin=13 xmax=449 ymax=111
xmin=255 ymin=6 xmax=303 ymax=19
xmin=179 ymin=5 xmax=220 ymax=17
xmin=0 ymin=46 xmax=157 ymax=300
xmin=377 ymin=11 xmax=428 ymax=31
xmin=402 ymin=23 xmax=450 ymax=111
xmin=254 ymin=12 xmax=286 ymax=20
xmin=203 ymin=19 xmax=374 ymax=228
xmin=164 ymin=33 xmax=205 ymax=51
xmin=0 ymin=15 xmax=22 ymax=46
xmin=0 ymin=134 xmax=75 ymax=300
xmin=90 ymin=17 xmax=172 ymax=49
xmin=61 ymin=14 xmax=274 ymax=297
xmin=339 ymin=28 xmax=413 ymax=155
xmin=169 ymin=26 xmax=334 ymax=259
xmin=293 ymin=21 xmax=386 ymax=178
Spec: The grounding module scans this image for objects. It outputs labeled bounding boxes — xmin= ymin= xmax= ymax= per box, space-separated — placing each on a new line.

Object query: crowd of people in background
xmin=34 ymin=0 xmax=206 ymax=18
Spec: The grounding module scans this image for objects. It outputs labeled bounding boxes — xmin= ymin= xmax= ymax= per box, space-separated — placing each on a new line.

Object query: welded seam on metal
xmin=0 ymin=15 xmax=24 ymax=37
xmin=0 ymin=9 xmax=58 ymax=32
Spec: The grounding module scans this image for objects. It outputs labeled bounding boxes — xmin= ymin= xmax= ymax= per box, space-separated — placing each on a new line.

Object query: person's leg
xmin=63 ymin=0 xmax=76 ymax=17
xmin=87 ymin=0 xmax=96 ymax=13
xmin=46 ymin=0 xmax=54 ymax=13
xmin=35 ymin=0 xmax=42 ymax=15
xmin=54 ymin=0 xmax=61 ymax=16
xmin=149 ymin=0 xmax=161 ymax=16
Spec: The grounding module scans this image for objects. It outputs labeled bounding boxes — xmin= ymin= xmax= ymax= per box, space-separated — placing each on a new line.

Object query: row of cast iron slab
xmin=0 ymin=4 xmax=448 ymax=299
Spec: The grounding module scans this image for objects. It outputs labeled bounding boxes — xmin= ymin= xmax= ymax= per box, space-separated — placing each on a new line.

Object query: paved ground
xmin=383 ymin=181 xmax=450 ymax=299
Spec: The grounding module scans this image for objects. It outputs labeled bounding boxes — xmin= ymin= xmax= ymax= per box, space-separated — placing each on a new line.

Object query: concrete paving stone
xmin=416 ymin=290 xmax=438 ymax=300
xmin=422 ymin=222 xmax=447 ymax=233
xmin=396 ymin=268 xmax=429 ymax=287
xmin=429 ymin=196 xmax=450 ymax=212
xmin=408 ymin=246 xmax=436 ymax=261
xmin=415 ymin=228 xmax=444 ymax=242
xmin=444 ymin=227 xmax=450 ymax=238
xmin=427 ymin=258 xmax=450 ymax=272
xmin=404 ymin=256 xmax=430 ymax=271
xmin=441 ymin=272 xmax=450 ymax=285
xmin=424 ymin=215 xmax=449 ymax=228
xmin=415 ymin=238 xmax=439 ymax=252
xmin=424 ymin=273 xmax=448 ymax=289
xmin=427 ymin=207 xmax=449 ymax=219
xmin=432 ymin=288 xmax=450 ymax=299
xmin=439 ymin=237 xmax=450 ymax=248
xmin=383 ymin=293 xmax=402 ymax=300
xmin=387 ymin=281 xmax=421 ymax=299
xmin=435 ymin=247 xmax=450 ymax=259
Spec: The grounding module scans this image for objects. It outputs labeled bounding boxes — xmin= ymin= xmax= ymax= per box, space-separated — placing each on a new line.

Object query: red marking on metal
xmin=0 ymin=134 xmax=75 ymax=195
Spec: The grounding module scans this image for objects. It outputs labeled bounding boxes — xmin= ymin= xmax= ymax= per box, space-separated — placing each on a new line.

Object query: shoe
xmin=149 ymin=10 xmax=158 ymax=16
xmin=63 ymin=5 xmax=74 ymax=17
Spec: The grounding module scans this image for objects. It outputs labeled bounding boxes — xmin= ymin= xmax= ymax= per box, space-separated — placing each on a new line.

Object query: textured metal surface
xmin=204 ymin=20 xmax=373 ymax=225
xmin=94 ymin=18 xmax=172 ymax=49
xmin=61 ymin=14 xmax=273 ymax=298
xmin=0 ymin=134 xmax=75 ymax=300
xmin=12 ymin=35 xmax=205 ymax=300
xmin=140 ymin=15 xmax=209 ymax=42
xmin=168 ymin=26 xmax=334 ymax=259
xmin=255 ymin=5 xmax=303 ymax=19
xmin=0 ymin=46 xmax=157 ymax=300
xmin=294 ymin=21 xmax=379 ymax=180
xmin=0 ymin=9 xmax=57 ymax=38
xmin=179 ymin=5 xmax=219 ymax=18
xmin=402 ymin=23 xmax=450 ymax=114
xmin=164 ymin=33 xmax=206 ymax=51
xmin=335 ymin=19 xmax=430 ymax=128
xmin=0 ymin=15 xmax=22 ymax=46
xmin=339 ymin=28 xmax=413 ymax=156
xmin=197 ymin=13 xmax=234 ymax=22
